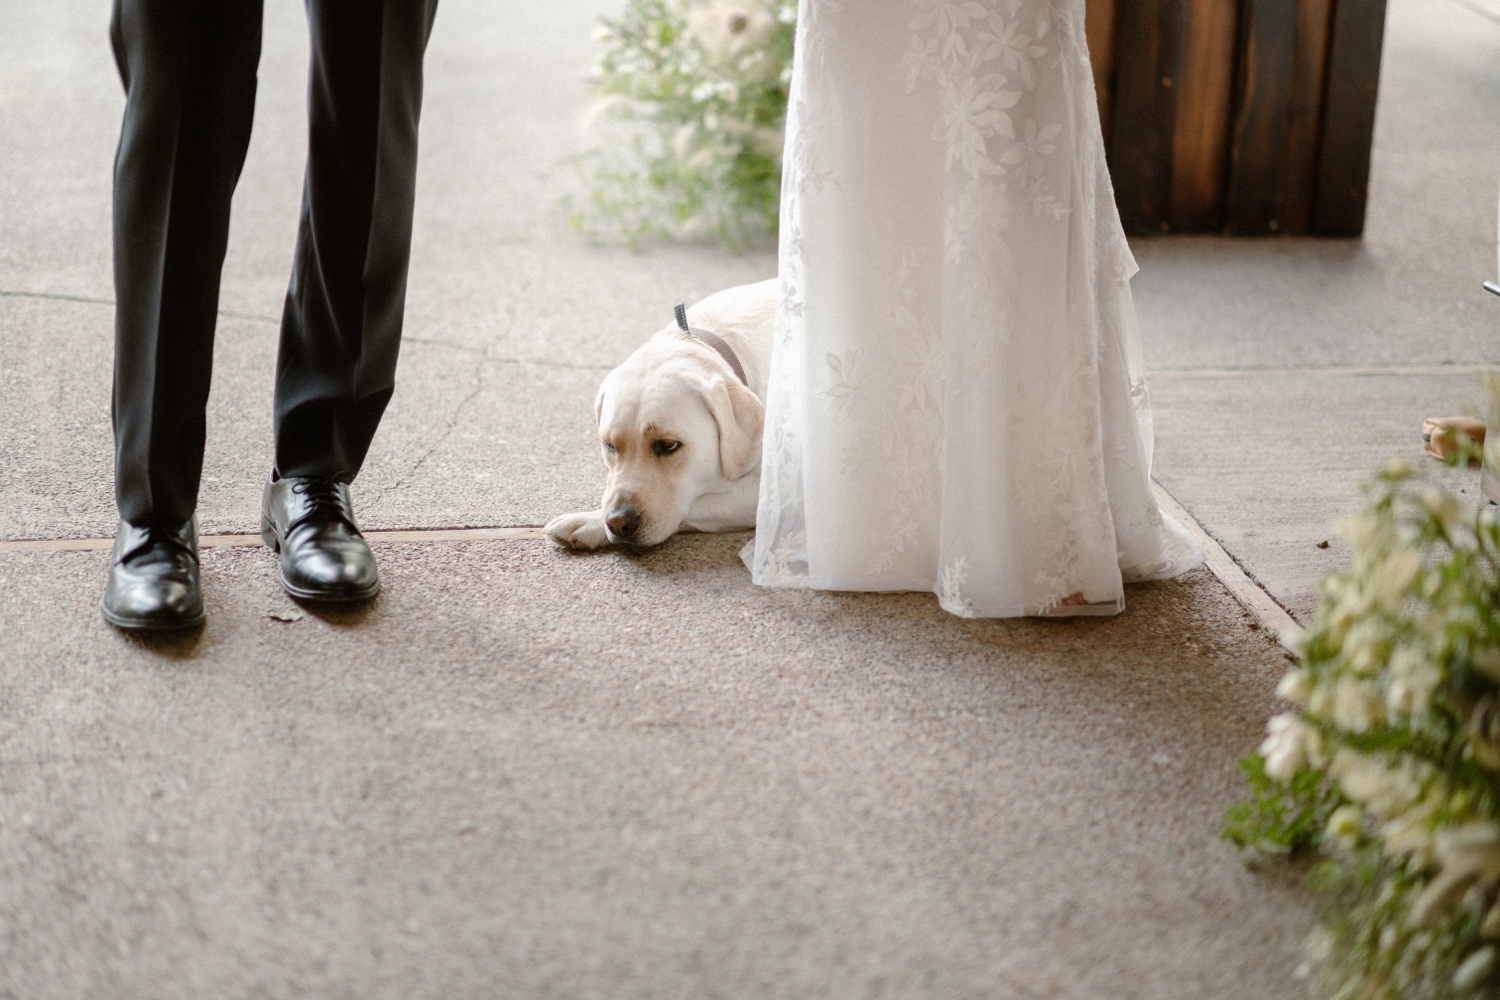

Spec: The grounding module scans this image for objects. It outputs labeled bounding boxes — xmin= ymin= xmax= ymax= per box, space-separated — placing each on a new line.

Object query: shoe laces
xmin=290 ymin=477 xmax=354 ymax=528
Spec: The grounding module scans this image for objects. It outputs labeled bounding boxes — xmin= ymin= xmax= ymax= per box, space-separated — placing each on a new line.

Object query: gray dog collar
xmin=675 ymin=303 xmax=748 ymax=387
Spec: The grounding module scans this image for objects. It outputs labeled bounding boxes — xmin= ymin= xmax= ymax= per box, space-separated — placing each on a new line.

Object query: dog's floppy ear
xmin=700 ymin=375 xmax=764 ymax=480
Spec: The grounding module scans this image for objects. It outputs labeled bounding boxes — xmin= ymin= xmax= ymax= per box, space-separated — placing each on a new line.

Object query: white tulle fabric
xmin=748 ymin=0 xmax=1203 ymax=617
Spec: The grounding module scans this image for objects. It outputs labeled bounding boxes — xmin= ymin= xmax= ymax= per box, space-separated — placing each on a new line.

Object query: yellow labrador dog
xmin=545 ymin=278 xmax=776 ymax=549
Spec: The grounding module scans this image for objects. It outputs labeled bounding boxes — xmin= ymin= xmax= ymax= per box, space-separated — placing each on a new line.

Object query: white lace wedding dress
xmin=747 ymin=0 xmax=1203 ymax=617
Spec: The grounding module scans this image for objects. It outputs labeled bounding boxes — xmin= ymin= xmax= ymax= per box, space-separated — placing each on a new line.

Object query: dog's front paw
xmin=545 ymin=511 xmax=611 ymax=550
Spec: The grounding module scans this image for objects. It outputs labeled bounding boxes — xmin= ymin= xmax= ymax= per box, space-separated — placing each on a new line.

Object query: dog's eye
xmin=651 ymin=439 xmax=681 ymax=457
xmin=602 ymin=441 xmax=617 ymax=454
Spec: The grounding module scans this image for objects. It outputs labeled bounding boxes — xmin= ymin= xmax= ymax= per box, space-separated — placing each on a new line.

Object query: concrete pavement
xmin=1 ymin=536 xmax=1306 ymax=999
xmin=3 ymin=0 xmax=1493 ymax=995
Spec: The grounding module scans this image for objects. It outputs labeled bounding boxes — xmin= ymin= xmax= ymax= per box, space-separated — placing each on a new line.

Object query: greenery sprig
xmin=566 ymin=0 xmax=796 ymax=250
xmin=1229 ymin=380 xmax=1500 ymax=999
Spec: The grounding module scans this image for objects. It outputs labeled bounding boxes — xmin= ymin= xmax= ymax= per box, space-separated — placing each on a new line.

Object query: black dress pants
xmin=110 ymin=0 xmax=439 ymax=527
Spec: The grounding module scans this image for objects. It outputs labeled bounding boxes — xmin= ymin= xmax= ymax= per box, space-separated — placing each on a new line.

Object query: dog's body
xmin=545 ymin=278 xmax=777 ymax=550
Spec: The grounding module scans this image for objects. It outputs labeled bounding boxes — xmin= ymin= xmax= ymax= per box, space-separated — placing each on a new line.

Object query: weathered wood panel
xmin=1086 ymin=0 xmax=1384 ymax=236
xmin=1085 ymin=0 xmax=1119 ymax=143
xmin=1281 ymin=0 xmax=1335 ymax=233
xmin=1225 ymin=0 xmax=1300 ymax=234
xmin=1314 ymin=0 xmax=1389 ymax=236
xmin=1168 ymin=0 xmax=1239 ymax=231
xmin=1107 ymin=0 xmax=1185 ymax=233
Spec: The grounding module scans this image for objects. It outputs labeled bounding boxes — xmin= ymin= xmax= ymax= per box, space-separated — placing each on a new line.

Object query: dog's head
xmin=593 ymin=334 xmax=764 ymax=546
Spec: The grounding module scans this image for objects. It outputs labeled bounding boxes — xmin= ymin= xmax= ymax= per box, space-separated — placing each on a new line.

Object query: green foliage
xmin=1309 ymin=850 xmax=1481 ymax=1000
xmin=565 ymin=0 xmax=796 ymax=250
xmin=1223 ymin=755 xmax=1338 ymax=855
xmin=1224 ymin=377 xmax=1500 ymax=998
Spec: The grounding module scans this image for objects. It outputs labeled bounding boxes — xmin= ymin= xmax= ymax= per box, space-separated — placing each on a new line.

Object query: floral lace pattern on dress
xmin=748 ymin=0 xmax=1202 ymax=617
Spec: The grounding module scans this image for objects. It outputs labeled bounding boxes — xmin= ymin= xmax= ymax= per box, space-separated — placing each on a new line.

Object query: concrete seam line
xmin=0 ymin=525 xmax=551 ymax=553
xmin=1145 ymin=363 xmax=1500 ymax=379
xmin=2 ymin=291 xmax=615 ymax=372
xmin=1447 ymin=0 xmax=1500 ymax=26
xmin=8 ymin=290 xmax=1491 ymax=381
xmin=0 ymin=288 xmax=278 ymax=325
xmin=1150 ymin=480 xmax=1302 ymax=650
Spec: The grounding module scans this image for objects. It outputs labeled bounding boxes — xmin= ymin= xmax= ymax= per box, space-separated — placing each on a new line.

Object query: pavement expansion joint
xmin=3 ymin=490 xmax=1299 ymax=653
xmin=0 ymin=525 xmax=550 ymax=553
xmin=1145 ymin=363 xmax=1500 ymax=379
xmin=1451 ymin=0 xmax=1500 ymax=26
xmin=2 ymin=287 xmax=278 ymax=324
xmin=3 ymin=289 xmax=617 ymax=371
xmin=1151 ymin=482 xmax=1301 ymax=647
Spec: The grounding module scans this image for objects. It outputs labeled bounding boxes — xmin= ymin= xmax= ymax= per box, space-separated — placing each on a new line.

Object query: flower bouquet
xmin=567 ymin=0 xmax=796 ymax=249
xmin=1228 ymin=403 xmax=1500 ymax=998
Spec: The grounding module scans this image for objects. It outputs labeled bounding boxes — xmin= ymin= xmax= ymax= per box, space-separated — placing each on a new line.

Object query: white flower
xmin=686 ymin=0 xmax=775 ymax=64
xmin=672 ymin=123 xmax=699 ymax=161
xmin=736 ymin=48 xmax=779 ymax=83
xmin=1374 ymin=548 xmax=1420 ymax=606
xmin=1303 ymin=925 xmax=1335 ymax=975
xmin=1421 ymin=487 xmax=1462 ymax=531
xmin=1336 ymin=511 xmax=1384 ymax=551
xmin=1342 ymin=619 xmax=1387 ymax=675
xmin=1381 ymin=808 xmax=1437 ymax=860
xmin=580 ymin=94 xmax=629 ymax=132
xmin=1327 ymin=805 xmax=1363 ymax=848
xmin=1276 ymin=669 xmax=1312 ymax=705
xmin=1386 ymin=646 xmax=1441 ymax=717
xmin=1260 ymin=712 xmax=1317 ymax=781
xmin=1330 ymin=749 xmax=1425 ymax=818
xmin=1455 ymin=946 xmax=1498 ymax=993
xmin=1330 ymin=677 xmax=1382 ymax=733
xmin=1411 ymin=823 xmax=1500 ymax=926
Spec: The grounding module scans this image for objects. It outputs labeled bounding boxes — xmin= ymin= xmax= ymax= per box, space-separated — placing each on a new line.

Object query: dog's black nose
xmin=605 ymin=506 xmax=641 ymax=538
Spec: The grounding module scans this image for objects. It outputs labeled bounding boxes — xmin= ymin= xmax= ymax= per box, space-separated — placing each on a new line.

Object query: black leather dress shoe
xmin=261 ymin=476 xmax=380 ymax=602
xmin=100 ymin=518 xmax=205 ymax=631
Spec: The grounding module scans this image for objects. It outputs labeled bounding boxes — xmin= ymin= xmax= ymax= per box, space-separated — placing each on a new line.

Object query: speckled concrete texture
xmin=1152 ymin=372 xmax=1484 ymax=620
xmin=0 ymin=538 xmax=1309 ymax=999
xmin=3 ymin=0 xmax=1490 ymax=994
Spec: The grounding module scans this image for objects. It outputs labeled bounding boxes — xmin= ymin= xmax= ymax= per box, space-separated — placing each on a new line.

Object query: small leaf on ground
xmin=268 ymin=608 xmax=305 ymax=622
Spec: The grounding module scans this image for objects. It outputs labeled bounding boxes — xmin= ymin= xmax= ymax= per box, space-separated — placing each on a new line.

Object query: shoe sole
xmin=100 ymin=600 xmax=205 ymax=632
xmin=261 ymin=516 xmax=381 ymax=603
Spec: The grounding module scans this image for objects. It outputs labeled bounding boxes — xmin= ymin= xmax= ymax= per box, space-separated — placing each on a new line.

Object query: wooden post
xmin=1085 ymin=0 xmax=1385 ymax=237
xmin=1314 ymin=0 xmax=1389 ymax=236
xmin=1107 ymin=0 xmax=1186 ymax=233
xmin=1281 ymin=0 xmax=1336 ymax=233
xmin=1225 ymin=0 xmax=1301 ymax=234
xmin=1168 ymin=0 xmax=1240 ymax=232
